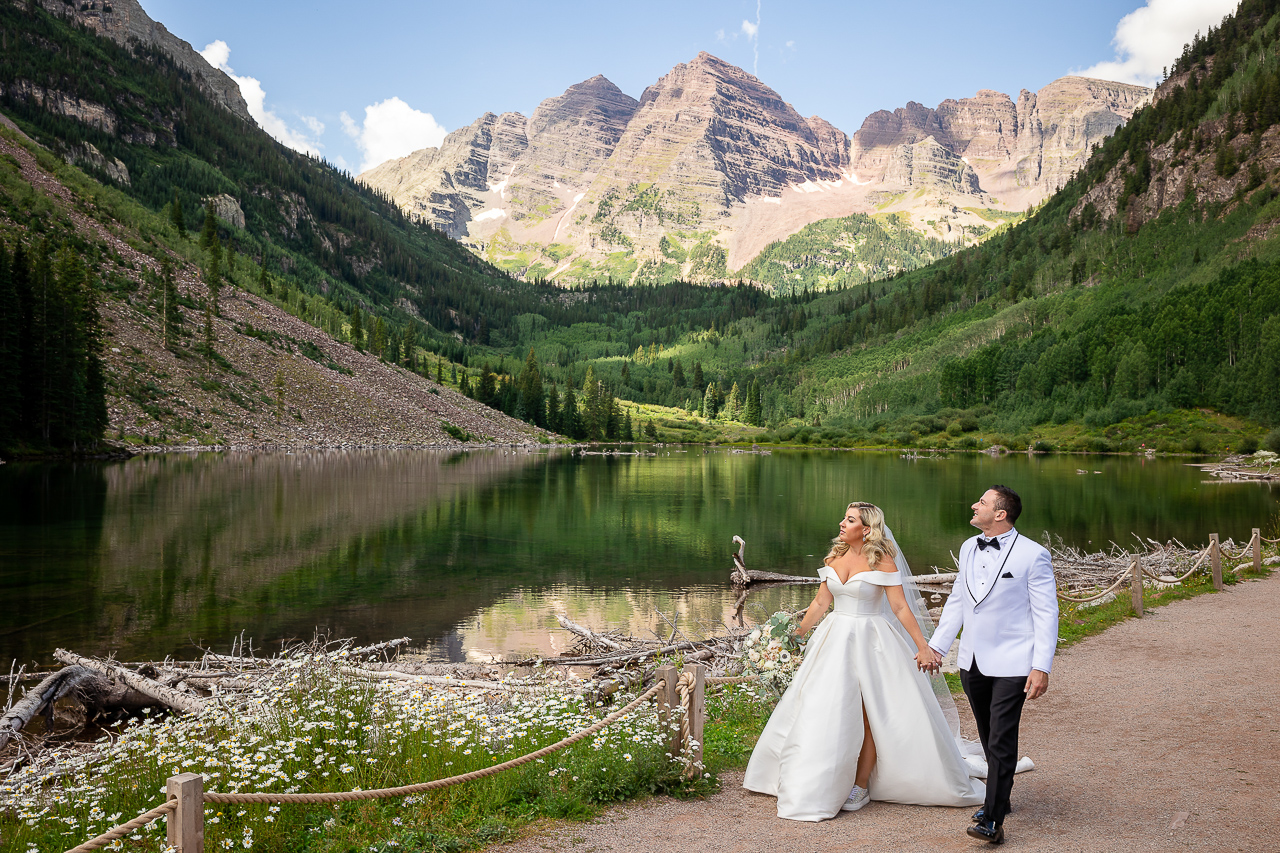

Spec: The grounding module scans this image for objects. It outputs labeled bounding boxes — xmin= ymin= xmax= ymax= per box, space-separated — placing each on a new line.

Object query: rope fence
xmin=1055 ymin=529 xmax=1274 ymax=608
xmin=63 ymin=670 xmax=697 ymax=853
xmin=66 ymin=800 xmax=177 ymax=853
xmin=61 ymin=528 xmax=1275 ymax=852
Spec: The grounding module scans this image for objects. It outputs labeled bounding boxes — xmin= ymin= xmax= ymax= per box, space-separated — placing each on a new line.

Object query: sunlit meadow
xmin=0 ymin=650 xmax=721 ymax=852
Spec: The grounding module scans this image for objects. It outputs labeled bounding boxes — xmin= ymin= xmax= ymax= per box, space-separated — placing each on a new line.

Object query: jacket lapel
xmin=967 ymin=531 xmax=1020 ymax=610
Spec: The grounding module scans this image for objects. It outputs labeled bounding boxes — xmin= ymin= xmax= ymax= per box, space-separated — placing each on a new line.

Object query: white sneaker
xmin=841 ymin=785 xmax=870 ymax=812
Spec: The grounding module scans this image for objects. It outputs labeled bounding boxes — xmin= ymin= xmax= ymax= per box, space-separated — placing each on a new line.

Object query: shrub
xmin=1033 ymin=440 xmax=1055 ymax=453
xmin=1238 ymin=436 xmax=1259 ymax=455
xmin=946 ymin=421 xmax=963 ymax=437
xmin=1183 ymin=433 xmax=1208 ymax=454
xmin=1264 ymin=429 xmax=1280 ymax=454
xmin=959 ymin=416 xmax=980 ymax=432
xmin=442 ymin=422 xmax=472 ymax=442
xmin=893 ymin=431 xmax=915 ymax=446
xmin=958 ymin=436 xmax=978 ymax=449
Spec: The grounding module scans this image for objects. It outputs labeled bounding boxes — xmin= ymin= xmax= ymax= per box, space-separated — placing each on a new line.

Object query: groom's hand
xmin=1024 ymin=669 xmax=1049 ymax=700
xmin=915 ymin=647 xmax=941 ymax=673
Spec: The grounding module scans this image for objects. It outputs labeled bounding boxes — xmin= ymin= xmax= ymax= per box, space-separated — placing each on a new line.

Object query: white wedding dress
xmin=743 ymin=566 xmax=985 ymax=821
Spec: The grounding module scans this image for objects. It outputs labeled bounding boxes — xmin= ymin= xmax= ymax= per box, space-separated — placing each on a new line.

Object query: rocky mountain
xmin=360 ymin=59 xmax=1151 ymax=287
xmin=36 ymin=0 xmax=254 ymax=124
xmin=851 ymin=77 xmax=1152 ymax=204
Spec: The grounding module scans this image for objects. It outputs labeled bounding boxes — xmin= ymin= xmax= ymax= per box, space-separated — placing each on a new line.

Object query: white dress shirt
xmin=970 ymin=527 xmax=1019 ymax=598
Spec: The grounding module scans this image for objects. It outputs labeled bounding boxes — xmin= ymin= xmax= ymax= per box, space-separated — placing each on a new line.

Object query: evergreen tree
xmin=746 ymin=379 xmax=763 ymax=426
xmin=672 ymin=359 xmax=686 ymax=387
xmin=203 ymin=296 xmax=216 ymax=359
xmin=702 ymin=382 xmax=720 ymax=420
xmin=450 ymin=363 xmax=458 ymax=385
xmin=350 ymin=307 xmax=364 ymax=351
xmin=161 ymin=257 xmax=181 ymax=352
xmin=205 ymin=234 xmax=222 ymax=316
xmin=257 ymin=260 xmax=271 ymax=295
xmin=623 ymin=411 xmax=634 ymax=442
xmin=372 ymin=316 xmax=388 ymax=359
xmin=546 ymin=383 xmax=561 ymax=433
xmin=436 ymin=359 xmax=444 ymax=384
xmin=477 ymin=362 xmax=497 ymax=406
xmin=0 ymin=241 xmax=19 ymax=445
xmin=582 ymin=366 xmax=602 ymax=439
xmin=562 ymin=384 xmax=581 ymax=439
xmin=170 ymin=188 xmax=186 ymax=237
xmin=726 ymin=382 xmax=742 ymax=420
xmin=517 ymin=347 xmax=544 ymax=427
xmin=693 ymin=361 xmax=704 ymax=389
xmin=199 ymin=206 xmax=217 ymax=250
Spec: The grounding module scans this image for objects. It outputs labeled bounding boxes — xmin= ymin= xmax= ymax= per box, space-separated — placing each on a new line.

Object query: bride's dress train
xmin=743 ymin=567 xmax=985 ymax=821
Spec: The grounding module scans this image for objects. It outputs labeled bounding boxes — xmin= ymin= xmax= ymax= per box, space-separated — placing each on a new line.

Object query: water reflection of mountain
xmin=1 ymin=450 xmax=550 ymax=663
xmin=1 ymin=449 xmax=1273 ymax=666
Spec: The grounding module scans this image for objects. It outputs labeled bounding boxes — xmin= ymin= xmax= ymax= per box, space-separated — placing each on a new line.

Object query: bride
xmin=743 ymin=502 xmax=985 ymax=821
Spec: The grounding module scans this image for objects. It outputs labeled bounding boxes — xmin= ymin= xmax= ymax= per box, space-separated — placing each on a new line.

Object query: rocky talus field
xmin=0 ymin=131 xmax=547 ymax=452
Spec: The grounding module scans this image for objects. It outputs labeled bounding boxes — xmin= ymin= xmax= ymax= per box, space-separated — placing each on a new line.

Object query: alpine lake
xmin=2 ymin=447 xmax=1276 ymax=668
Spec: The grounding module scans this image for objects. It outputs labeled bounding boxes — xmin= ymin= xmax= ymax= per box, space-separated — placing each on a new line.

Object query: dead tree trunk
xmin=53 ymin=649 xmax=205 ymax=715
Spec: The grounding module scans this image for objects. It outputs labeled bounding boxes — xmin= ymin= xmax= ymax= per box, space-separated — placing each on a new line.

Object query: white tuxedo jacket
xmin=930 ymin=528 xmax=1059 ymax=678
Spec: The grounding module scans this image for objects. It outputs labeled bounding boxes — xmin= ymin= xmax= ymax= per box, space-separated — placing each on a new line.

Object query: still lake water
xmin=2 ymin=448 xmax=1276 ymax=667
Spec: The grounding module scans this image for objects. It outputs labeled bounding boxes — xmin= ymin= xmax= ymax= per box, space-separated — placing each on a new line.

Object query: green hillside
xmin=737 ymin=212 xmax=965 ymax=294
xmin=2 ymin=0 xmax=1279 ymax=454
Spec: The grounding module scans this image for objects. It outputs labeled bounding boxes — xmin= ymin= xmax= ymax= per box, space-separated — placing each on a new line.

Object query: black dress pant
xmin=961 ymin=660 xmax=1027 ymax=825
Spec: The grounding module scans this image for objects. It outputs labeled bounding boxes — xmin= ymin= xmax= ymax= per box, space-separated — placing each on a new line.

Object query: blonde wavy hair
xmin=824 ymin=502 xmax=898 ymax=568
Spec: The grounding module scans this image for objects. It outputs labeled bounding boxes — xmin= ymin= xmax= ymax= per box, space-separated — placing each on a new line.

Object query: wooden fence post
xmin=1130 ymin=557 xmax=1144 ymax=618
xmin=655 ymin=665 xmax=679 ymax=758
xmin=682 ymin=663 xmax=706 ymax=778
xmin=166 ymin=773 xmax=204 ymax=853
xmin=1211 ymin=533 xmax=1223 ymax=590
xmin=1253 ymin=528 xmax=1262 ymax=574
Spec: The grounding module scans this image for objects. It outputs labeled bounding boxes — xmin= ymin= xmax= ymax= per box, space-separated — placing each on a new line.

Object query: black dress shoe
xmin=966 ymin=820 xmax=1005 ymax=844
xmin=971 ymin=805 xmax=1012 ymax=823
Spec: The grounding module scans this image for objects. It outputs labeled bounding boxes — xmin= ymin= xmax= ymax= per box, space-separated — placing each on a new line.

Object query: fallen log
xmin=53 ymin=649 xmax=205 ymax=715
xmin=0 ymin=666 xmax=156 ymax=751
xmin=1 ymin=667 xmax=90 ymax=751
xmin=732 ymin=569 xmax=818 ymax=586
xmin=556 ymin=614 xmax=624 ymax=651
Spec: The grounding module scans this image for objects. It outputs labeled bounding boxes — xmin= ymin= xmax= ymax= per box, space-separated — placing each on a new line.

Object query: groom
xmin=923 ymin=485 xmax=1058 ymax=845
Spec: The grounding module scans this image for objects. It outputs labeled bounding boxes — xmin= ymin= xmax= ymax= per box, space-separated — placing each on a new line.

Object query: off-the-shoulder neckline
xmin=823 ymin=566 xmax=900 ymax=585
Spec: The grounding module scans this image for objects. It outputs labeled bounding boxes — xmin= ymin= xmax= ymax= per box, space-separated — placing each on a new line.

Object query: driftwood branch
xmin=53 ymin=649 xmax=205 ymax=715
xmin=555 ymin=615 xmax=624 ymax=651
xmin=732 ymin=569 xmax=818 ymax=586
xmin=0 ymin=667 xmax=88 ymax=751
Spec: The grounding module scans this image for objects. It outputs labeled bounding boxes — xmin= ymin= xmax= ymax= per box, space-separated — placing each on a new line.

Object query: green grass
xmin=1 ymin=652 xmax=712 ymax=853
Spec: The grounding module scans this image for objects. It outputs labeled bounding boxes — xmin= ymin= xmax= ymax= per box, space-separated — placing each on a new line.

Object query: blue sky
xmin=141 ymin=0 xmax=1239 ymax=174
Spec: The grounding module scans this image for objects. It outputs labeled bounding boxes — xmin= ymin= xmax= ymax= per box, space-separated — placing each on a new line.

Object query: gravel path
xmin=491 ymin=575 xmax=1279 ymax=852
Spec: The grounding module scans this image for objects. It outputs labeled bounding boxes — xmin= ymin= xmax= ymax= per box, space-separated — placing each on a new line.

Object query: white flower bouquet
xmin=740 ymin=611 xmax=804 ymax=695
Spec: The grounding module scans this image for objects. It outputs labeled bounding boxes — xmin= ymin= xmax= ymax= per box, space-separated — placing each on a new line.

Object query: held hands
xmin=915 ymin=646 xmax=942 ymax=674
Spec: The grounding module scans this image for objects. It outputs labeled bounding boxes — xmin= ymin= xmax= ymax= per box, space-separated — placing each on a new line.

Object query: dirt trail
xmin=491 ymin=575 xmax=1280 ymax=852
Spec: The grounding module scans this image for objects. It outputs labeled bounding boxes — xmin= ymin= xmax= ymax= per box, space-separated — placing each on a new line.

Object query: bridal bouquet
xmin=740 ymin=611 xmax=804 ymax=695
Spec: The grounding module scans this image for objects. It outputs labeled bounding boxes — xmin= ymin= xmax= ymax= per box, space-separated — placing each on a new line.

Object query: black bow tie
xmin=976 ymin=536 xmax=1001 ymax=551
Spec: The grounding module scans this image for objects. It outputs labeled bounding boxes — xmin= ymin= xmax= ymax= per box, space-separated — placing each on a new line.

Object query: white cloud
xmin=1076 ymin=0 xmax=1239 ymax=87
xmin=715 ymin=28 xmax=726 ymax=41
xmin=744 ymin=1 xmax=761 ymax=76
xmin=200 ymin=40 xmax=324 ymax=156
xmin=340 ymin=98 xmax=447 ymax=174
